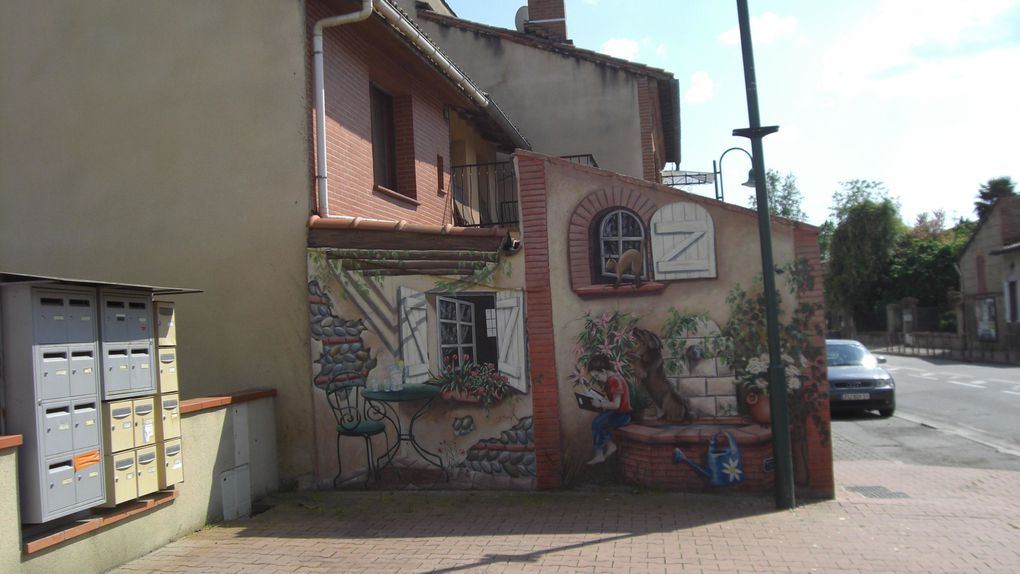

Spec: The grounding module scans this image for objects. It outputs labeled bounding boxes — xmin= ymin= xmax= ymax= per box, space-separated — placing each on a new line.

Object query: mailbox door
xmin=155 ymin=302 xmax=176 ymax=346
xmin=74 ymin=450 xmax=104 ymax=504
xmin=72 ymin=402 xmax=100 ymax=450
xmin=46 ymin=460 xmax=77 ymax=515
xmin=127 ymin=300 xmax=151 ymax=343
xmin=37 ymin=348 xmax=71 ymax=402
xmin=103 ymin=347 xmax=131 ymax=396
xmin=129 ymin=346 xmax=154 ymax=394
xmin=102 ymin=299 xmax=129 ymax=343
xmin=157 ymin=349 xmax=179 ymax=393
xmin=106 ymin=452 xmax=137 ymax=506
xmin=135 ymin=446 xmax=159 ymax=496
xmin=159 ymin=439 xmax=184 ymax=487
xmin=43 ymin=405 xmax=74 ymax=457
xmin=104 ymin=401 xmax=135 ymax=453
xmin=34 ymin=293 xmax=68 ymax=345
xmin=66 ymin=295 xmax=97 ymax=344
xmin=133 ymin=398 xmax=156 ymax=446
xmin=68 ymin=347 xmax=98 ymax=397
xmin=159 ymin=394 xmax=181 ymax=440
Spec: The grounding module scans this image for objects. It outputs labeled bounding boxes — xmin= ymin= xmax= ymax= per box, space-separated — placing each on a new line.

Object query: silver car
xmin=826 ymin=339 xmax=896 ymax=417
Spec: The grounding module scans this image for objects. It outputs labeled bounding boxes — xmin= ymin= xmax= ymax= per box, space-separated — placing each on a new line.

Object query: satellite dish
xmin=514 ymin=6 xmax=529 ymax=32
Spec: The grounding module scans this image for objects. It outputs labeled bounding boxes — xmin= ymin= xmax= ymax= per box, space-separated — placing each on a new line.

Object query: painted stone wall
xmin=306 ymin=249 xmax=536 ymax=489
xmin=518 ymin=152 xmax=832 ymax=496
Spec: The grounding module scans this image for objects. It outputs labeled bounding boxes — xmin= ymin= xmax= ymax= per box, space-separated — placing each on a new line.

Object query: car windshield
xmin=826 ymin=343 xmax=877 ymax=368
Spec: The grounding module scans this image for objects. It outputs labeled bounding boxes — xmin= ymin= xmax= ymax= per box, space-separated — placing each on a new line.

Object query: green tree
xmin=748 ymin=169 xmax=807 ymax=221
xmin=974 ymin=176 xmax=1016 ymax=220
xmin=825 ymin=193 xmax=903 ymax=334
xmin=817 ymin=220 xmax=835 ymax=261
xmin=829 ymin=179 xmax=896 ymax=222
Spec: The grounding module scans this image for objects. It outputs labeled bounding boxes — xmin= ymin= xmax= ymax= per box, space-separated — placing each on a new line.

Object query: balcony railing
xmin=451 ymin=154 xmax=598 ymax=228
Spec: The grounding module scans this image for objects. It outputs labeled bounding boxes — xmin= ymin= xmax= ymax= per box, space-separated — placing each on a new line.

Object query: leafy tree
xmin=829 ymin=179 xmax=896 ymax=223
xmin=817 ymin=220 xmax=835 ymax=261
xmin=748 ymin=169 xmax=807 ymax=221
xmin=974 ymin=176 xmax=1016 ymax=220
xmin=825 ymin=198 xmax=902 ymax=334
xmin=908 ymin=210 xmax=948 ymax=242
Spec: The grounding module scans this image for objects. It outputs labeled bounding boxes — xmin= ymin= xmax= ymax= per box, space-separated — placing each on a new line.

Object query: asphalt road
xmin=831 ymin=353 xmax=1020 ymax=471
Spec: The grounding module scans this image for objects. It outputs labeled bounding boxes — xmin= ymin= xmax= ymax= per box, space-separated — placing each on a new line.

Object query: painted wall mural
xmin=306 ymin=250 xmax=534 ymax=489
xmin=563 ymin=258 xmax=828 ymax=491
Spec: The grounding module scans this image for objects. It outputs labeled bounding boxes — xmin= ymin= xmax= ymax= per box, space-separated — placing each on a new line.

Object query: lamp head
xmin=741 ymin=169 xmax=756 ymax=188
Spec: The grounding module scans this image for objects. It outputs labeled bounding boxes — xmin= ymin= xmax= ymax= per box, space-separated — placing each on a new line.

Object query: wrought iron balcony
xmin=451 ymin=154 xmax=598 ymax=228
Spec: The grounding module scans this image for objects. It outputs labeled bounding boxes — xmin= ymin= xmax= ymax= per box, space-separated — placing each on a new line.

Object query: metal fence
xmin=859 ymin=330 xmax=1020 ymax=364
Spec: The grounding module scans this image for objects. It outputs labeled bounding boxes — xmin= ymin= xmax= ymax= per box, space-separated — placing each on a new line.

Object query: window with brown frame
xmin=370 ymin=84 xmax=397 ymax=191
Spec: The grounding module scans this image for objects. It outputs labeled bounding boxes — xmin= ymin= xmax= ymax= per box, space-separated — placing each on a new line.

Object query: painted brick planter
xmin=614 ymin=419 xmax=774 ymax=492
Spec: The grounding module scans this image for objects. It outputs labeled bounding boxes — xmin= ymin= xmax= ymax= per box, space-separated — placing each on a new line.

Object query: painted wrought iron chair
xmin=325 ymin=381 xmax=387 ymax=487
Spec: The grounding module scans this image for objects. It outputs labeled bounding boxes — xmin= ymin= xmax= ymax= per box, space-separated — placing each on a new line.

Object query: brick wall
xmin=527 ymin=0 xmax=567 ymax=42
xmin=637 ymin=78 xmax=657 ymax=183
xmin=517 ymin=154 xmax=563 ymax=489
xmin=307 ymin=1 xmax=452 ymax=225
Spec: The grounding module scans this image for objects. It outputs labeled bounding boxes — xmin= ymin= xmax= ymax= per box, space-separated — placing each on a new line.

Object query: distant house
xmin=958 ymin=195 xmax=1020 ymax=350
xmin=415 ymin=0 xmax=680 ymax=183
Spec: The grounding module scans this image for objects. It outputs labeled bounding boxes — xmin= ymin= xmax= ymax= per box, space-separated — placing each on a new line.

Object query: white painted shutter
xmin=650 ymin=201 xmax=717 ymax=280
xmin=495 ymin=290 xmax=527 ymax=393
xmin=398 ymin=286 xmax=429 ymax=384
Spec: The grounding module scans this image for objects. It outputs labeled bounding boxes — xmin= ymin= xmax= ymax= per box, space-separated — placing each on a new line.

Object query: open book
xmin=574 ymin=388 xmax=607 ymax=412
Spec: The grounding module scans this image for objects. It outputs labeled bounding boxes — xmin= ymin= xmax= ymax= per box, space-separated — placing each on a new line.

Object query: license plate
xmin=842 ymin=393 xmax=870 ymax=401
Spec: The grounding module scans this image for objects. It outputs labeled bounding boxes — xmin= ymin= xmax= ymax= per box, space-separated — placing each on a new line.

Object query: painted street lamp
xmin=712 ymin=146 xmax=756 ymax=202
xmin=733 ymin=0 xmax=796 ymax=510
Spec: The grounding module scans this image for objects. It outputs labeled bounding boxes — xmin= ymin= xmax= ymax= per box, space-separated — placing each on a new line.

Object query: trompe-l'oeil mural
xmin=307 ymin=252 xmax=535 ymax=489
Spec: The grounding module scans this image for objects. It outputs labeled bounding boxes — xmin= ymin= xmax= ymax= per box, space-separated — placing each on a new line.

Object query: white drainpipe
xmin=313 ymin=0 xmax=373 ymax=217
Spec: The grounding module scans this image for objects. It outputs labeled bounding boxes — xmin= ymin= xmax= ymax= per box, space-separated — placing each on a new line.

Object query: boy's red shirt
xmin=606 ymin=374 xmax=632 ymax=413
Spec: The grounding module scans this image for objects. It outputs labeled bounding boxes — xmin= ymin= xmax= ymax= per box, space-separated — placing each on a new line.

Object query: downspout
xmin=313 ymin=0 xmax=373 ymax=217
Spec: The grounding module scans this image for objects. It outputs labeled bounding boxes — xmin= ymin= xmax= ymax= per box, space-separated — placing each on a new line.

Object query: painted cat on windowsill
xmin=605 ymin=248 xmax=644 ymax=288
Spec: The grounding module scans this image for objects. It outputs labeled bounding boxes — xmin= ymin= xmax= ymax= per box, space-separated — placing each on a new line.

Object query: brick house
xmin=958 ymin=195 xmax=1020 ymax=352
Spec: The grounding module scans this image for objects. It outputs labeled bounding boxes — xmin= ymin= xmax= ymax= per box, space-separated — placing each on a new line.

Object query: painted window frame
xmin=437 ymin=296 xmax=478 ymax=367
xmin=592 ymin=208 xmax=647 ymax=284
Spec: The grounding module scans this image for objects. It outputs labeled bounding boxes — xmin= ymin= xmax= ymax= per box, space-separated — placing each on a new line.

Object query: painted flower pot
xmin=441 ymin=388 xmax=482 ymax=404
xmin=745 ymin=390 xmax=771 ymax=425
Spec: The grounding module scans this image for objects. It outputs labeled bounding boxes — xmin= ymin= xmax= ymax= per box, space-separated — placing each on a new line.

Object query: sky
xmin=444 ymin=0 xmax=1020 ymax=226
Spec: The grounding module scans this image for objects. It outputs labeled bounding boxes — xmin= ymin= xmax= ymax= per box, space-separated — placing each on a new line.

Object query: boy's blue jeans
xmin=592 ymin=411 xmax=631 ymax=449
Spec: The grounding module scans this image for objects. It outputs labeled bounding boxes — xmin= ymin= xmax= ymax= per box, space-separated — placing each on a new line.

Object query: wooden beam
xmin=358 ymin=268 xmax=473 ymax=277
xmin=341 ymin=260 xmax=489 ymax=271
xmin=322 ymin=248 xmax=500 ymax=262
xmin=308 ymin=228 xmax=504 ymax=252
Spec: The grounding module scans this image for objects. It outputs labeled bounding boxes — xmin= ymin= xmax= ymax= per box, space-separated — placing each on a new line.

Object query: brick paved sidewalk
xmin=114 ymin=445 xmax=1020 ymax=573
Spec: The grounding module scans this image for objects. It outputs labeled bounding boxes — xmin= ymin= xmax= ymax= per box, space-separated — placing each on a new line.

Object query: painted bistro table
xmin=362 ymin=383 xmax=446 ymax=478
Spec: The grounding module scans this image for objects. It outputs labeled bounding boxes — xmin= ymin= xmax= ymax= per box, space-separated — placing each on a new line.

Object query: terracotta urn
xmin=745 ymin=390 xmax=771 ymax=425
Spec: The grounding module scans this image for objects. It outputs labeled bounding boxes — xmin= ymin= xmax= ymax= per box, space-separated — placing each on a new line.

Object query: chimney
xmin=526 ymin=0 xmax=568 ymax=43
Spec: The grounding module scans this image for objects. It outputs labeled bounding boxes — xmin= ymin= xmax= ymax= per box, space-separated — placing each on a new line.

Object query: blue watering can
xmin=672 ymin=432 xmax=744 ymax=486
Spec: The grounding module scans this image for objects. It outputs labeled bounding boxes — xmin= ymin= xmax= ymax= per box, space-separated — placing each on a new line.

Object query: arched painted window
xmin=594 ymin=209 xmax=646 ymax=282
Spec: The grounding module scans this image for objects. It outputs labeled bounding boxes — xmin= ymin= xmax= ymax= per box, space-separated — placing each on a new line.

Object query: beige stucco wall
xmin=0 ymin=397 xmax=278 ymax=573
xmin=417 ymin=20 xmax=645 ymax=178
xmin=536 ymin=161 xmax=797 ymax=473
xmin=0 ymin=1 xmax=313 ymax=481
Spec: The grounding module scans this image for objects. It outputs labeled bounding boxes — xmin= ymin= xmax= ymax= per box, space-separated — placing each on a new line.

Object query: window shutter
xmin=496 ymin=290 xmax=527 ymax=393
xmin=398 ymin=286 xmax=429 ymax=384
xmin=650 ymin=201 xmax=716 ymax=280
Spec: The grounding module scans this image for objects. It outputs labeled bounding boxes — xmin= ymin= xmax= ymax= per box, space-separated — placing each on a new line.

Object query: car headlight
xmin=874 ymin=376 xmax=894 ymax=388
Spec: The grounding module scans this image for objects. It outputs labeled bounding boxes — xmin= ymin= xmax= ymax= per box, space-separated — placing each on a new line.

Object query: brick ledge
xmin=23 ymin=489 xmax=178 ymax=555
xmin=573 ymin=282 xmax=666 ymax=298
xmin=180 ymin=388 xmax=277 ymax=415
xmin=0 ymin=434 xmax=23 ymax=452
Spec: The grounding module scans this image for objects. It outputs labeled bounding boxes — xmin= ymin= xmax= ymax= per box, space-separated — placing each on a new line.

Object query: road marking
xmin=990 ymin=378 xmax=1019 ymax=384
xmin=946 ymin=380 xmax=986 ymax=388
xmin=1003 ymin=390 xmax=1020 ymax=397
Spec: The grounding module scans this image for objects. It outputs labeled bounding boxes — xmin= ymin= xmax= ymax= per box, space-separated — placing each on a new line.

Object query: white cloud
xmin=718 ymin=12 xmax=798 ymax=45
xmin=684 ymin=71 xmax=715 ymax=104
xmin=819 ymin=0 xmax=1017 ymax=96
xmin=600 ymin=37 xmax=640 ymax=60
xmin=655 ymin=43 xmax=667 ymax=57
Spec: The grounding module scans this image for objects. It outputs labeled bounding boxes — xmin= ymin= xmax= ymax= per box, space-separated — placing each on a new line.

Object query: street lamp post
xmin=712 ymin=147 xmax=755 ymax=202
xmin=733 ymin=0 xmax=796 ymax=510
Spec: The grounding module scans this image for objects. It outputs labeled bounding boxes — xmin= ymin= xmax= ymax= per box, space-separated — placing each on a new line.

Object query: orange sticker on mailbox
xmin=74 ymin=449 xmax=101 ymax=470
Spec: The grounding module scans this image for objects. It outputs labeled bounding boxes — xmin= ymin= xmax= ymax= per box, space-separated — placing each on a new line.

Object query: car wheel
xmin=878 ymin=408 xmax=894 ymax=418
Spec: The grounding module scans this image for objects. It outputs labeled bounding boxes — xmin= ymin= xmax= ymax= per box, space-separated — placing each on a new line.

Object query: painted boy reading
xmin=585 ymin=354 xmax=632 ymax=465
